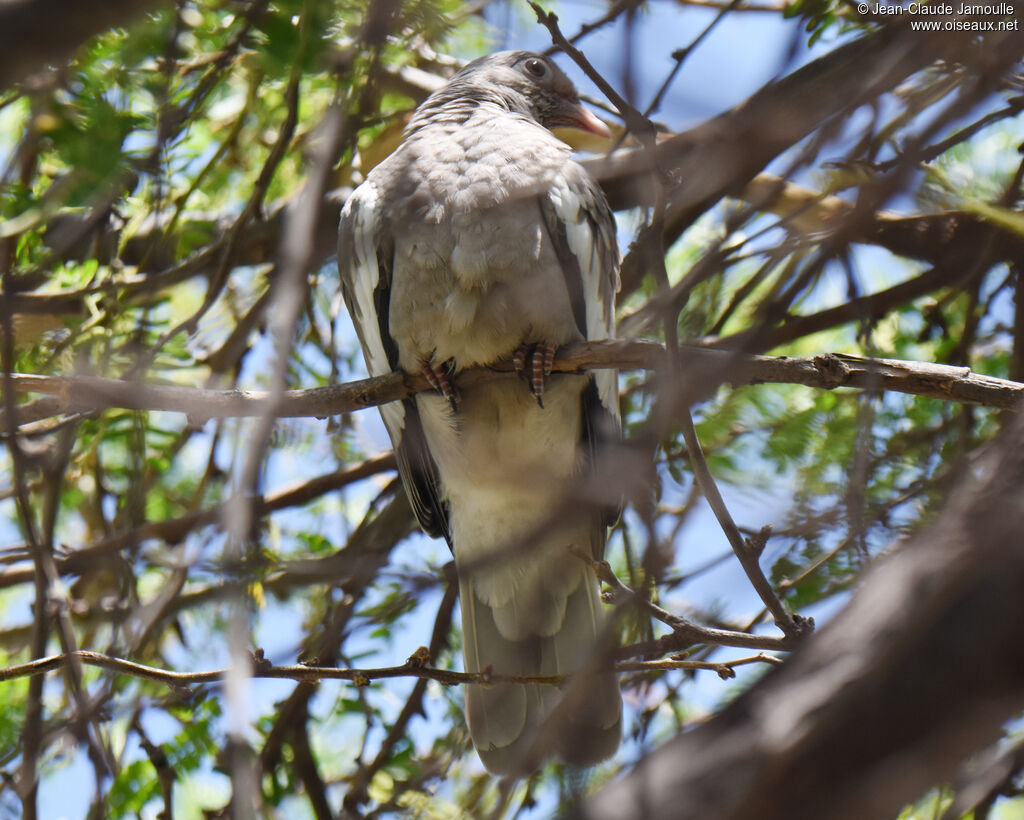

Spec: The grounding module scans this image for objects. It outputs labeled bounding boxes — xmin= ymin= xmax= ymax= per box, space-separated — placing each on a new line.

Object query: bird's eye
xmin=523 ymin=58 xmax=548 ymax=79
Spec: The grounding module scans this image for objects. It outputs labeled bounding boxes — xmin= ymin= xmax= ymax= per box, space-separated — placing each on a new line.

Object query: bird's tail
xmin=460 ymin=559 xmax=621 ymax=776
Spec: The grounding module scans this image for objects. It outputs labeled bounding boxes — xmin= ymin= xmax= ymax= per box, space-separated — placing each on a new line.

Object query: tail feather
xmin=462 ymin=566 xmax=621 ymax=775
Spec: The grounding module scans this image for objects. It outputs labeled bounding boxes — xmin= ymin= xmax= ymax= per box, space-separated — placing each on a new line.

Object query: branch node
xmin=668 ymin=625 xmax=700 ymax=653
xmin=251 ymin=648 xmax=272 ymax=673
xmin=594 ymin=558 xmax=615 ymax=585
xmin=406 ymin=646 xmax=430 ymax=668
xmin=791 ymin=613 xmax=816 ymax=636
xmin=185 ymin=412 xmax=209 ymax=429
xmin=813 ymin=353 xmax=851 ymax=388
xmin=745 ymin=524 xmax=773 ymax=558
xmin=569 ymin=544 xmax=609 ymax=581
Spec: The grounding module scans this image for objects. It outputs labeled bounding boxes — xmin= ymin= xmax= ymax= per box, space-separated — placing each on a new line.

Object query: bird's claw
xmin=513 ymin=342 xmax=556 ymax=408
xmin=421 ymin=358 xmax=458 ymax=411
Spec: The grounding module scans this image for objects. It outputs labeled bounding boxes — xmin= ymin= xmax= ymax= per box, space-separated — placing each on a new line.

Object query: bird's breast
xmin=447 ymin=201 xmax=544 ymax=284
xmin=381 ymin=117 xmax=582 ymax=370
xmin=390 ymin=199 xmax=580 ymax=371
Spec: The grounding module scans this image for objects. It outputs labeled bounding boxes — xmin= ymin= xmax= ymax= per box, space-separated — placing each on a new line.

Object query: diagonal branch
xmin=570 ymin=410 xmax=1024 ymax=820
xmin=590 ymin=25 xmax=1024 ymax=213
xmin=595 ymin=558 xmax=798 ymax=655
xmin=679 ymin=410 xmax=805 ymax=637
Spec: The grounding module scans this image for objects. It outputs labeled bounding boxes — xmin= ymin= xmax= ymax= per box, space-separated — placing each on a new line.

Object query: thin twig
xmin=589 ymin=556 xmax=798 ymax=653
xmin=619 ymin=653 xmax=784 ymax=679
xmin=344 ymin=577 xmax=458 ymax=814
xmin=561 ymin=0 xmax=643 ymax=49
xmin=0 ymin=454 xmax=395 ymax=590
xmin=529 ymin=2 xmax=655 ymax=143
xmin=679 ymin=410 xmax=805 ymax=637
xmin=645 ymin=0 xmax=744 ymax=117
xmin=0 ymin=647 xmax=781 ymax=688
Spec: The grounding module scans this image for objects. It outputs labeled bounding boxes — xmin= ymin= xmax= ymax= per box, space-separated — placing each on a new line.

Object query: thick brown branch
xmin=571 ymin=411 xmax=1024 ymax=820
xmin=2 ymin=343 xmax=1021 ymax=430
xmin=741 ymin=174 xmax=1024 ymax=269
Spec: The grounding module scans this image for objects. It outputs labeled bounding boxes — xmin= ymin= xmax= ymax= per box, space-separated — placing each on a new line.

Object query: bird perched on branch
xmin=338 ymin=50 xmax=622 ymax=775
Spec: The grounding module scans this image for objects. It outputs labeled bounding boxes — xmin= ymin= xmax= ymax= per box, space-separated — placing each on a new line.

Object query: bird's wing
xmin=338 ymin=181 xmax=452 ymax=545
xmin=539 ymin=164 xmax=622 ymax=533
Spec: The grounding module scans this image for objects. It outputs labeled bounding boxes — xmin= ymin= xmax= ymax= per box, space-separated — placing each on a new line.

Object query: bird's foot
xmin=421 ymin=358 xmax=458 ymax=411
xmin=513 ymin=342 xmax=556 ymax=408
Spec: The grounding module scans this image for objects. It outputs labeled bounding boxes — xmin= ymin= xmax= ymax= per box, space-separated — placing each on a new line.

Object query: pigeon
xmin=338 ymin=50 xmax=622 ymax=775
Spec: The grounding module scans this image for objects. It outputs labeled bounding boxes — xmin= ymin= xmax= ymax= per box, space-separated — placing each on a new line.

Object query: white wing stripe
xmin=547 ymin=181 xmax=620 ymax=424
xmin=340 ymin=185 xmax=407 ymax=438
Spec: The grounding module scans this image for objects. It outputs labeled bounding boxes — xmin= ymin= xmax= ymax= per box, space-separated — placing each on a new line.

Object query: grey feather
xmin=338 ymin=50 xmax=622 ymax=775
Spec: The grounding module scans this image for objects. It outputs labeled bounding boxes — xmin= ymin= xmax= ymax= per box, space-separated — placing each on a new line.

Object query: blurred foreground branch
xmin=571 ymin=411 xmax=1024 ymax=820
xmin=26 ymin=26 xmax=1024 ymax=310
xmin=0 ymin=455 xmax=397 ymax=590
xmin=0 ymin=0 xmax=173 ymax=89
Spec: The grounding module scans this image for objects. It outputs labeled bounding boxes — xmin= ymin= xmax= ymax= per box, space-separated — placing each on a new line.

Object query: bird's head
xmin=417 ymin=50 xmax=611 ymax=139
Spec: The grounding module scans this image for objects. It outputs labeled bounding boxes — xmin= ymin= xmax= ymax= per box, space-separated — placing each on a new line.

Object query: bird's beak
xmin=559 ymin=101 xmax=611 ymax=139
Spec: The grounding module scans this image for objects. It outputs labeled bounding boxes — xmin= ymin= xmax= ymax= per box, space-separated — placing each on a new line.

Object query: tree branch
xmin=570 ymin=411 xmax=1024 ymax=820
xmin=590 ymin=25 xmax=1024 ymax=214
xmin=0 ymin=0 xmax=174 ymax=90
xmin=0 ymin=647 xmax=780 ymax=688
xmin=0 ymin=455 xmax=396 ymax=590
xmin=678 ymin=410 xmax=805 ymax=637
xmin=591 ymin=555 xmax=799 ymax=654
xmin=3 ymin=343 xmax=1021 ymax=430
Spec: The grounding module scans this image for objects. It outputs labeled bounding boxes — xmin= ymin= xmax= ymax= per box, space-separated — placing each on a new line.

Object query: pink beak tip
xmin=575 ymin=104 xmax=612 ymax=139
